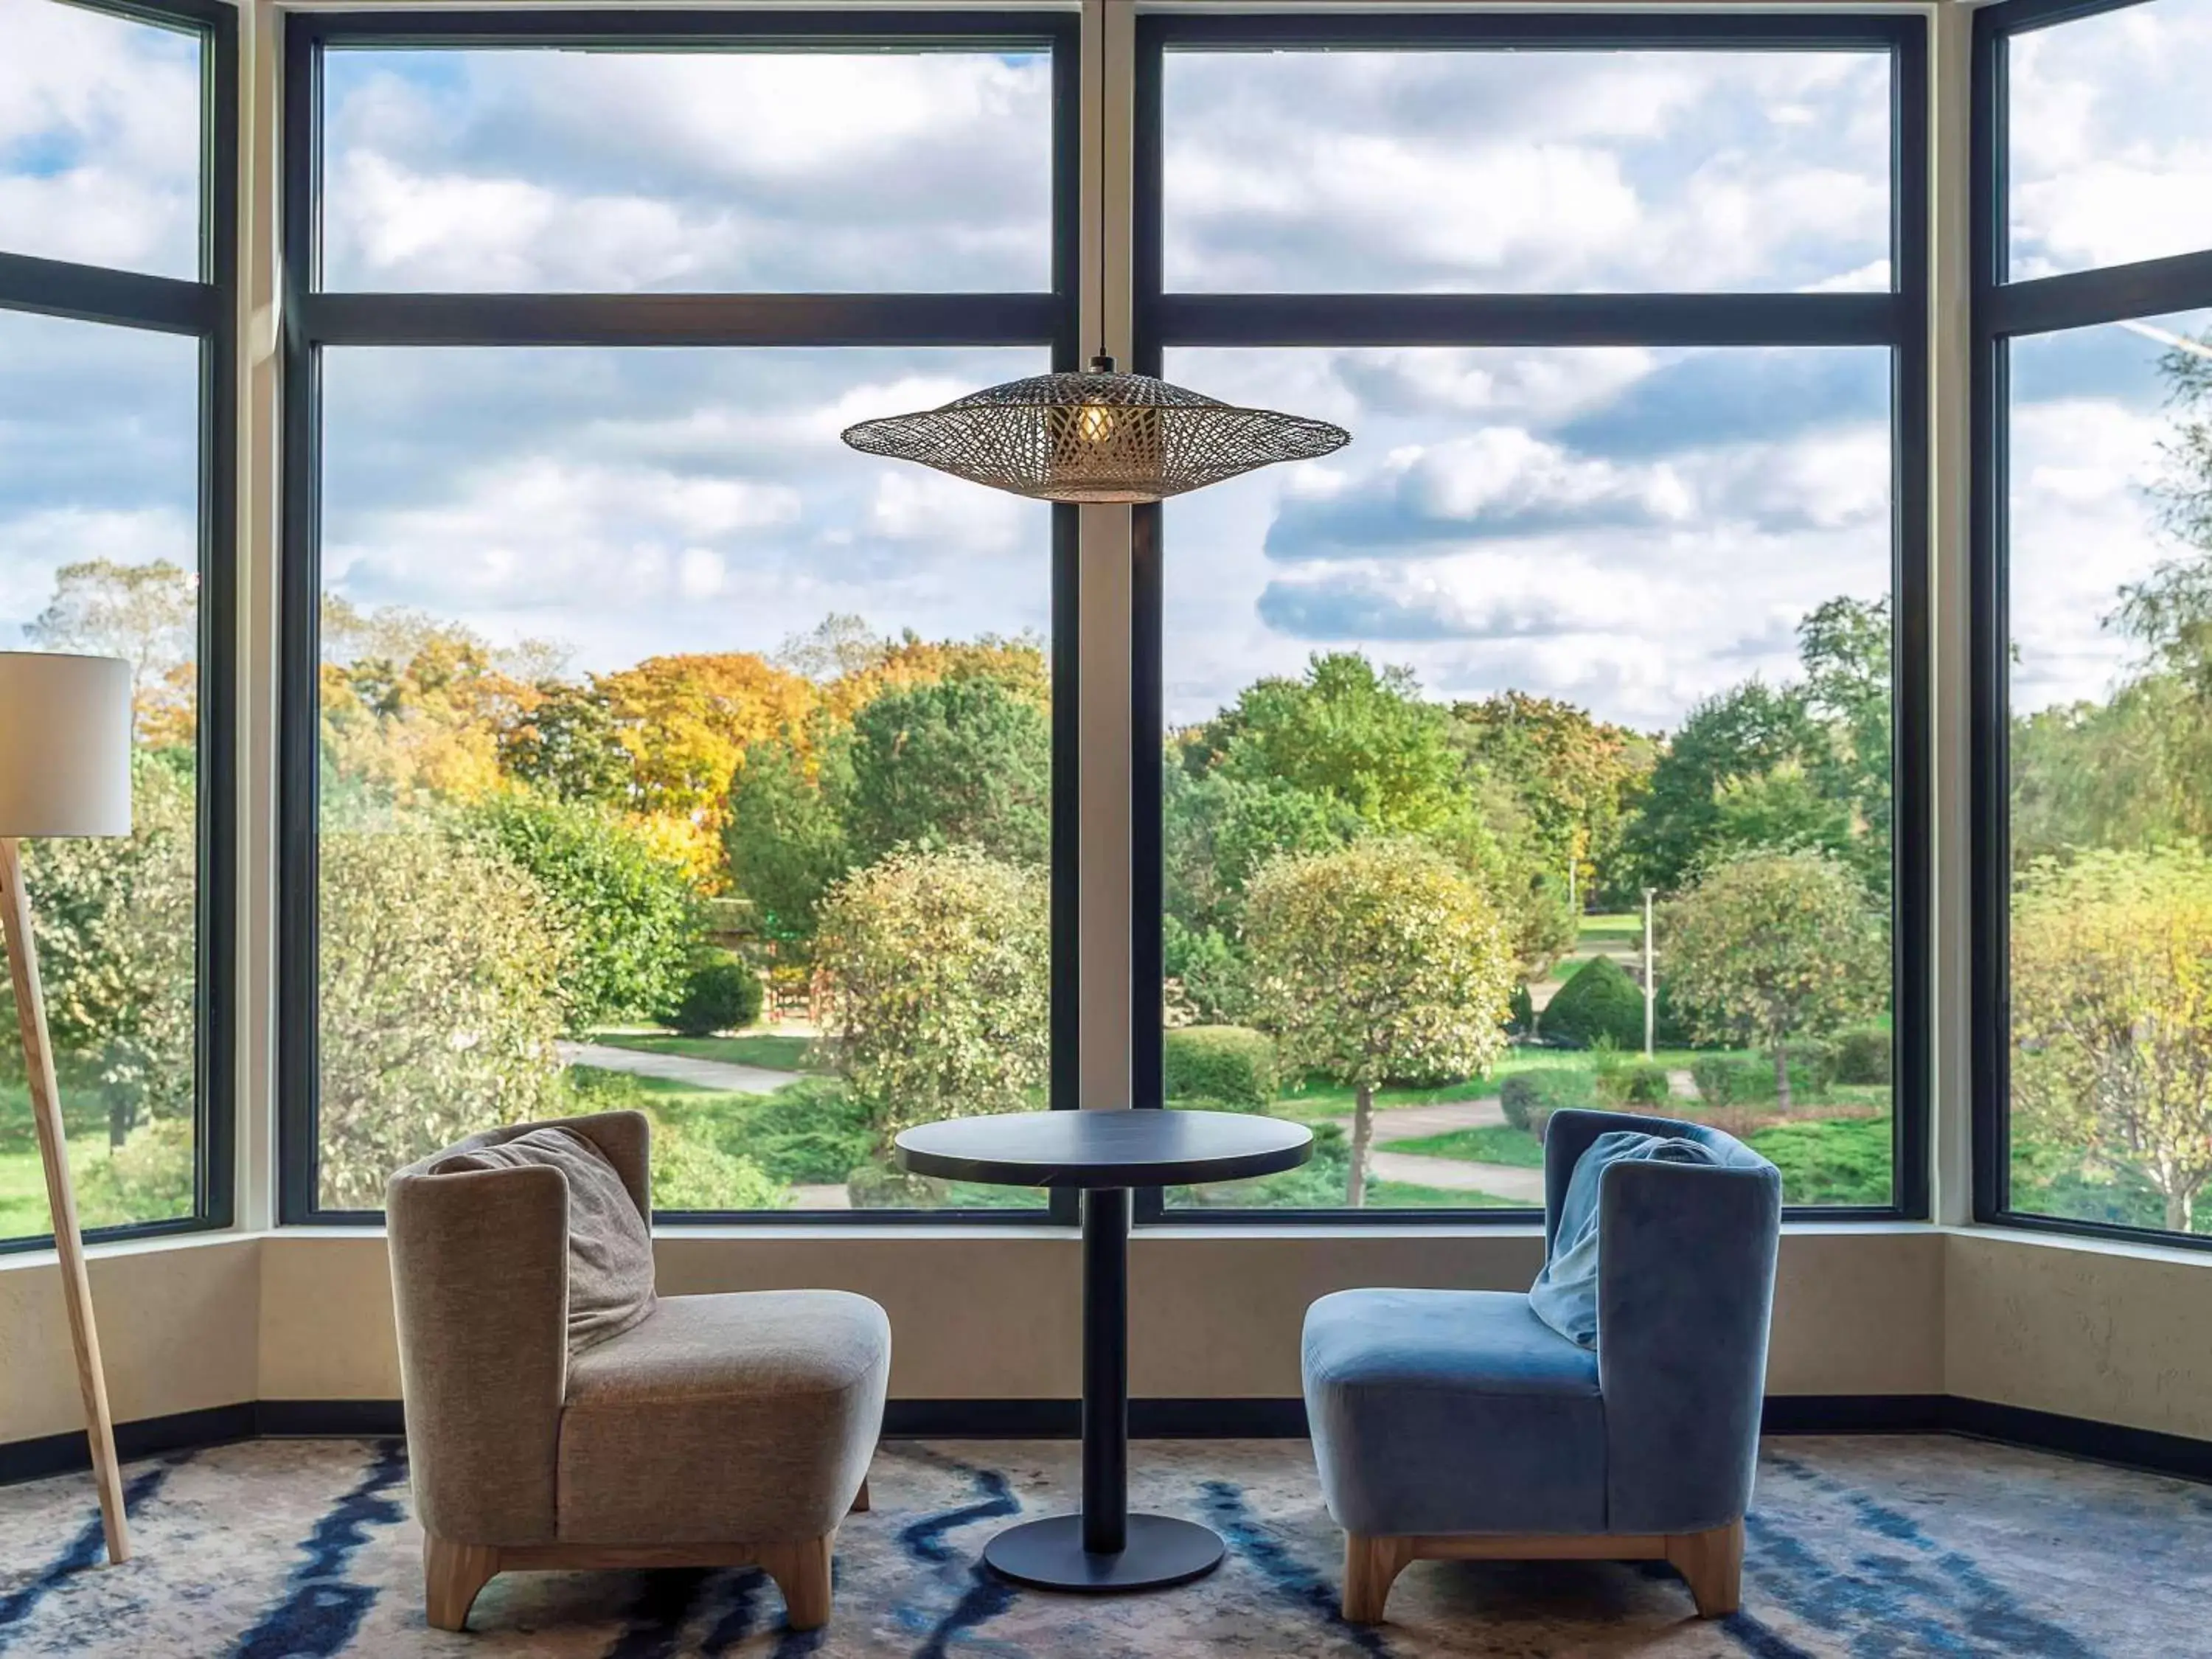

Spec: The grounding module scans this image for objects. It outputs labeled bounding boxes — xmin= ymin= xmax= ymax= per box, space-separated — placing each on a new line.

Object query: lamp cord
xmin=1092 ymin=7 xmax=1113 ymax=375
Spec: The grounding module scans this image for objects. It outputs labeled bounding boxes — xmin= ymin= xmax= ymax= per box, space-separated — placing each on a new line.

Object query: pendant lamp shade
xmin=0 ymin=653 xmax=132 ymax=838
xmin=841 ymin=358 xmax=1350 ymax=504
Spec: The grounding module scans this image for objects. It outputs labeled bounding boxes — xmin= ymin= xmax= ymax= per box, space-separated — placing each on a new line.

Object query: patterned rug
xmin=0 ymin=1435 xmax=2205 ymax=1657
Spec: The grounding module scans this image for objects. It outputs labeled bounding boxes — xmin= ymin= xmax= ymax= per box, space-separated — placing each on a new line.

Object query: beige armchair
xmin=386 ymin=1110 xmax=889 ymax=1634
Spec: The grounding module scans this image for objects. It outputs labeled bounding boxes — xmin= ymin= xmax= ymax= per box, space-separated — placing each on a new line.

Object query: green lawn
xmin=0 ymin=1133 xmax=189 ymax=1237
xmin=1743 ymin=1115 xmax=1893 ymax=1206
xmin=1576 ymin=912 xmax=1644 ymax=940
xmin=1386 ymin=1124 xmax=1545 ymax=1166
xmin=591 ymin=1032 xmax=828 ymax=1074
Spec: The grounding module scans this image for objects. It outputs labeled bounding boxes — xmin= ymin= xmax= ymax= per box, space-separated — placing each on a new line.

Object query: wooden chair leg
xmin=1341 ymin=1533 xmax=1414 ymax=1624
xmin=1665 ymin=1520 xmax=1744 ymax=1619
xmin=759 ymin=1532 xmax=835 ymax=1630
xmin=850 ymin=1478 xmax=870 ymax=1514
xmin=424 ymin=1535 xmax=500 ymax=1632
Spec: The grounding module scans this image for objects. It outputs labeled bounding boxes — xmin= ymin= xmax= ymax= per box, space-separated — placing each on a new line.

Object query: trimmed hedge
xmin=1500 ymin=1068 xmax=1595 ymax=1139
xmin=659 ymin=947 xmax=763 ymax=1037
xmin=1831 ymin=1024 xmax=1892 ymax=1086
xmin=1597 ymin=1060 xmax=1671 ymax=1107
xmin=1541 ymin=956 xmax=1646 ymax=1048
xmin=1689 ymin=1051 xmax=1834 ymax=1108
xmin=1162 ymin=1024 xmax=1279 ymax=1111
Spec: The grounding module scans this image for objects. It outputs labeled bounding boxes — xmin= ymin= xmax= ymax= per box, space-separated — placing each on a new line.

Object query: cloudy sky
xmin=4 ymin=0 xmax=2211 ymax=735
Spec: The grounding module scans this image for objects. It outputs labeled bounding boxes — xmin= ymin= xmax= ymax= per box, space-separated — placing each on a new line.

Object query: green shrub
xmin=1500 ymin=1069 xmax=1595 ymax=1138
xmin=1540 ymin=956 xmax=1645 ymax=1048
xmin=1691 ymin=1054 xmax=1750 ymax=1107
xmin=1651 ymin=979 xmax=1700 ymax=1048
xmin=75 ymin=1116 xmax=195 ymax=1228
xmin=463 ymin=791 xmax=698 ymax=1030
xmin=1690 ymin=1052 xmax=1834 ymax=1109
xmin=742 ymin=1079 xmax=873 ymax=1186
xmin=1162 ymin=1025 xmax=1279 ymax=1110
xmin=1507 ymin=982 xmax=1535 ymax=1035
xmin=648 ymin=1121 xmax=785 ymax=1211
xmin=1598 ymin=1060 xmax=1671 ymax=1107
xmin=659 ymin=948 xmax=763 ymax=1037
xmin=1832 ymin=1024 xmax=1892 ymax=1087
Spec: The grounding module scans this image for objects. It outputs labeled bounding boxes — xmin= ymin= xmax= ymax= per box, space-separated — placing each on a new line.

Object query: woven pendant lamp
xmin=841 ymin=21 xmax=1346 ymax=503
xmin=842 ymin=352 xmax=1349 ymax=504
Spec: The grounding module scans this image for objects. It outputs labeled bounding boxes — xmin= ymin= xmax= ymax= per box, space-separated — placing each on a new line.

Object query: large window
xmin=280 ymin=13 xmax=1077 ymax=1222
xmin=0 ymin=0 xmax=233 ymax=1248
xmin=1138 ymin=14 xmax=1927 ymax=1219
xmin=1977 ymin=0 xmax=2212 ymax=1245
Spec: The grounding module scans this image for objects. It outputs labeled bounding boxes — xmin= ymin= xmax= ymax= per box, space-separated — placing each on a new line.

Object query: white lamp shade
xmin=0 ymin=653 xmax=133 ymax=838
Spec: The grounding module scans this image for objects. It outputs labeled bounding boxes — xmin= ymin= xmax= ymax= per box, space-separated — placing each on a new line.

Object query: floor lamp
xmin=0 ymin=652 xmax=135 ymax=1564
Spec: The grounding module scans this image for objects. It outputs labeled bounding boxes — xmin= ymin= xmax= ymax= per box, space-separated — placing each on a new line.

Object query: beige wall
xmin=1946 ymin=1231 xmax=2212 ymax=1441
xmin=0 ymin=1237 xmax=259 ymax=1444
xmin=10 ymin=1225 xmax=1945 ymax=1447
xmin=20 ymin=1224 xmax=2212 ymax=1451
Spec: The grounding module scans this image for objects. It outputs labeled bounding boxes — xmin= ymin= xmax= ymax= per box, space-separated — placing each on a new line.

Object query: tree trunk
xmin=2167 ymin=1187 xmax=2193 ymax=1235
xmin=1349 ymin=1085 xmax=1374 ymax=1208
xmin=1772 ymin=1043 xmax=1792 ymax=1115
xmin=108 ymin=1096 xmax=132 ymax=1152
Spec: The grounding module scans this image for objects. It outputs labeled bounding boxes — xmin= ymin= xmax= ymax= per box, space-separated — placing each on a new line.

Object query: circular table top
xmin=895 ymin=1109 xmax=1312 ymax=1189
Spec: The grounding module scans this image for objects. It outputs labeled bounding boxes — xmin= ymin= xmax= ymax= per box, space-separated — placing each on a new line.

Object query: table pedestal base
xmin=983 ymin=1514 xmax=1225 ymax=1593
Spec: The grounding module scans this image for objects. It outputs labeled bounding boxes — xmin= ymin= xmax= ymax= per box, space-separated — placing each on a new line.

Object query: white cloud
xmin=2007 ymin=0 xmax=2212 ymax=276
xmin=320 ymin=49 xmax=1053 ymax=292
xmin=0 ymin=0 xmax=201 ymax=276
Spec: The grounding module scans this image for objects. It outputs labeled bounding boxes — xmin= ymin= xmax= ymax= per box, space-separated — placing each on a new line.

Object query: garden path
xmin=1366 ymin=1097 xmax=1506 ymax=1142
xmin=557 ymin=1040 xmax=799 ymax=1096
xmin=1366 ymin=1150 xmax=1548 ymax=1203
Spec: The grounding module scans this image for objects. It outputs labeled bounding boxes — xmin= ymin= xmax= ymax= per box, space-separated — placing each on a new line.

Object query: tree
xmin=461 ymin=790 xmax=699 ymax=1032
xmin=7 ymin=755 xmax=196 ymax=1150
xmin=498 ymin=680 xmax=633 ymax=807
xmin=1207 ymin=653 xmax=1463 ymax=835
xmin=813 ymin=846 xmax=1050 ymax=1201
xmin=316 ymin=826 xmax=568 ymax=1207
xmin=1450 ymin=691 xmax=1655 ymax=904
xmin=725 ymin=731 xmax=852 ymax=944
xmin=1660 ymin=850 xmax=1886 ymax=1112
xmin=27 ymin=558 xmax=198 ymax=746
xmin=1621 ymin=680 xmax=1828 ymax=893
xmin=2011 ymin=847 xmax=2212 ymax=1233
xmin=1242 ymin=838 xmax=1514 ymax=1206
xmin=843 ymin=677 xmax=1051 ymax=867
xmin=596 ymin=653 xmax=818 ymax=825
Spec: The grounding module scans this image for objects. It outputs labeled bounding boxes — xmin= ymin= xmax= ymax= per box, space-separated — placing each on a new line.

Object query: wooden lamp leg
xmin=0 ymin=838 xmax=130 ymax=1565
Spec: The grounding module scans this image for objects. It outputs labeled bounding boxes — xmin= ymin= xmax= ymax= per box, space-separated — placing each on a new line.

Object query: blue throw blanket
xmin=1529 ymin=1130 xmax=1724 ymax=1349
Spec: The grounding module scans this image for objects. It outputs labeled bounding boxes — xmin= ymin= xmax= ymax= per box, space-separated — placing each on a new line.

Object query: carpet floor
xmin=0 ymin=1435 xmax=2205 ymax=1657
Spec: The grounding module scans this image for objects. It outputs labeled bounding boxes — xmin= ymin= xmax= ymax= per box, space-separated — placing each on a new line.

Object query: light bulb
xmin=1077 ymin=402 xmax=1116 ymax=445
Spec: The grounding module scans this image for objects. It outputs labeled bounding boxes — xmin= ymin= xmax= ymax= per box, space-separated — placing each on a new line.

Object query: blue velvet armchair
xmin=1301 ymin=1109 xmax=1782 ymax=1624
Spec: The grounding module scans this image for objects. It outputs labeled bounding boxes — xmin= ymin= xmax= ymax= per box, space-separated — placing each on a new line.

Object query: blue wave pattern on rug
xmin=0 ymin=1460 xmax=174 ymax=1652
xmin=229 ymin=1439 xmax=408 ymax=1658
xmin=893 ymin=1449 xmax=1024 ymax=1659
xmin=0 ymin=1436 xmax=2203 ymax=1655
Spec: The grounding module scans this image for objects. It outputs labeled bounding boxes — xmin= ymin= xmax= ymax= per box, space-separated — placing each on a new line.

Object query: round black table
xmin=895 ymin=1108 xmax=1312 ymax=1593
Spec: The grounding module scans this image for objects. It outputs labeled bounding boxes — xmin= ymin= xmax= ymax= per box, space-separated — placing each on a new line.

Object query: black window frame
xmin=0 ymin=0 xmax=237 ymax=1253
xmin=1970 ymin=0 xmax=2212 ymax=1251
xmin=276 ymin=8 xmax=1082 ymax=1227
xmin=1130 ymin=9 xmax=1933 ymax=1228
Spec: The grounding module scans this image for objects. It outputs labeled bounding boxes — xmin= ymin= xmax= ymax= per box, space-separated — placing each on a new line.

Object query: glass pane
xmin=1163 ymin=49 xmax=1891 ymax=293
xmin=2008 ymin=0 xmax=2212 ymax=281
xmin=0 ymin=0 xmax=204 ymax=278
xmin=0 ymin=309 xmax=203 ymax=1239
xmin=1158 ymin=346 xmax=1895 ymax=1212
xmin=316 ymin=346 xmax=1054 ymax=1214
xmin=321 ymin=48 xmax=1053 ymax=293
xmin=2006 ymin=310 xmax=2212 ymax=1236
